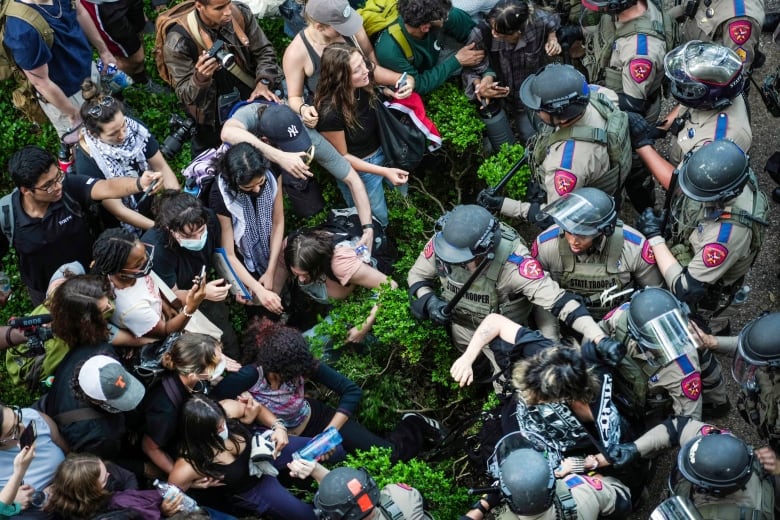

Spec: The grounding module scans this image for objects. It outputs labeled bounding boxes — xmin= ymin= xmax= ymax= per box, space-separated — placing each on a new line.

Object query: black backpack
xmin=318 ymin=208 xmax=397 ymax=276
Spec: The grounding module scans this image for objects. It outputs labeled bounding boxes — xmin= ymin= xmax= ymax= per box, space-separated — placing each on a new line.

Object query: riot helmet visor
xmin=541 ymin=189 xmax=616 ymax=236
xmin=650 ymin=496 xmax=704 ymax=520
xmin=638 ymin=309 xmax=697 ymax=366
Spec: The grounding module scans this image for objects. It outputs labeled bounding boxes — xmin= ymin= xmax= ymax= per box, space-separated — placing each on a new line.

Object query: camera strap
xmin=185 ymin=10 xmax=255 ymax=89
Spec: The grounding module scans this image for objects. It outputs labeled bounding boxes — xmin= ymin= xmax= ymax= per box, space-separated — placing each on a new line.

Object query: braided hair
xmin=91 ymin=228 xmax=138 ymax=276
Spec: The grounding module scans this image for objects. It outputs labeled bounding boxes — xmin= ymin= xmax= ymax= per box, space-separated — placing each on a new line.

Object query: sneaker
xmin=402 ymin=412 xmax=448 ymax=444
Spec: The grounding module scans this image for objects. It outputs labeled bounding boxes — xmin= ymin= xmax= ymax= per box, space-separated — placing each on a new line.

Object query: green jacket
xmin=374 ymin=7 xmax=475 ymax=94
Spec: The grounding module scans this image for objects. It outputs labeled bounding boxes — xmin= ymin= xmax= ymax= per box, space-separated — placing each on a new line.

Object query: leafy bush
xmin=476 ymin=142 xmax=532 ymax=202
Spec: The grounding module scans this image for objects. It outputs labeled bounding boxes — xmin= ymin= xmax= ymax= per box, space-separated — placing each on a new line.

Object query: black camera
xmin=161 ymin=114 xmax=197 ymax=158
xmin=9 ymin=314 xmax=54 ymax=357
xmin=761 ymin=73 xmax=780 ymax=117
xmin=206 ymin=40 xmax=236 ymax=69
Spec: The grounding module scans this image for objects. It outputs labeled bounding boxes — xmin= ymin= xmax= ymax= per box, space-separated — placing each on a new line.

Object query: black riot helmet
xmin=677 ymin=140 xmax=749 ymax=203
xmin=519 ymin=64 xmax=590 ymax=121
xmin=541 ymin=187 xmax=617 ymax=237
xmin=487 ymin=432 xmax=558 ymax=515
xmin=664 ymin=41 xmax=745 ymax=110
xmin=433 ymin=205 xmax=500 ymax=264
xmin=313 ymin=467 xmax=380 ymax=520
xmin=677 ymin=431 xmax=754 ymax=496
xmin=732 ymin=312 xmax=780 ymax=389
xmin=627 ymin=287 xmax=696 ymax=366
xmin=581 ymin=0 xmax=638 ymax=14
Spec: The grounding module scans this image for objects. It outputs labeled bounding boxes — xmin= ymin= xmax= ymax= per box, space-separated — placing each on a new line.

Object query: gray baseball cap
xmin=305 ymin=0 xmax=363 ymax=37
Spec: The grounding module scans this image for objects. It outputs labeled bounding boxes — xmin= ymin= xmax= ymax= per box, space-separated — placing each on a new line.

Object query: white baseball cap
xmin=78 ymin=355 xmax=145 ymax=412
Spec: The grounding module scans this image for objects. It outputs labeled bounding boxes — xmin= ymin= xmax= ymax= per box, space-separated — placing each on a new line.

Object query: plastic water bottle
xmin=97 ymin=59 xmax=133 ymax=92
xmin=355 ymin=244 xmax=371 ymax=264
xmin=292 ymin=426 xmax=343 ymax=461
xmin=153 ymin=480 xmax=201 ymax=512
xmin=0 ymin=272 xmax=11 ymax=296
xmin=732 ymin=285 xmax=751 ymax=305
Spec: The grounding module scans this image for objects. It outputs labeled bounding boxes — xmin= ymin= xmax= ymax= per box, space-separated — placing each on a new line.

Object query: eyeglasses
xmin=0 ymin=406 xmax=22 ymax=445
xmin=31 ymin=171 xmax=65 ymax=194
xmin=87 ymin=96 xmax=116 ymax=118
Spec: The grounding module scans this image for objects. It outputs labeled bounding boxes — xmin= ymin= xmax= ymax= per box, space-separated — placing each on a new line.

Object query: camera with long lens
xmin=160 ymin=114 xmax=197 ymax=159
xmin=8 ymin=314 xmax=54 ymax=357
xmin=761 ymin=72 xmax=780 ymax=117
xmin=206 ymin=40 xmax=235 ymax=69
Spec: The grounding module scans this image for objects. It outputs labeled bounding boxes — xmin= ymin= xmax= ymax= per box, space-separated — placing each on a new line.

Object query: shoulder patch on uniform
xmin=701 ymin=243 xmax=728 ymax=267
xmin=681 ymin=372 xmax=702 ymax=400
xmin=565 ymin=475 xmax=603 ymax=490
xmin=622 ymin=228 xmax=642 ymax=245
xmin=538 ymin=227 xmax=560 ymax=244
xmin=554 ymin=170 xmax=577 ymax=196
xmin=728 ymin=20 xmax=752 ymax=45
xmin=675 ymin=354 xmax=696 ymax=375
xmin=518 ymin=257 xmax=545 ymax=279
xmin=602 ymin=301 xmax=629 ymax=321
xmin=641 ymin=241 xmax=656 ymax=264
xmin=507 ymin=253 xmax=524 ymax=265
xmin=629 ymin=57 xmax=653 ymax=83
xmin=423 ymin=238 xmax=434 ymax=259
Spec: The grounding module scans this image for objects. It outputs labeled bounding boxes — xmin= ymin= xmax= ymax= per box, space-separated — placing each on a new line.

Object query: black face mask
xmin=119 ymin=244 xmax=154 ymax=279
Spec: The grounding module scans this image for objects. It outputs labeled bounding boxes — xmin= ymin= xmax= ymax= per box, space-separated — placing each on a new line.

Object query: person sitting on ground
xmin=142 ymin=191 xmax=240 ymax=358
xmin=243 ymin=318 xmax=445 ymax=463
xmin=1 ymin=145 xmax=162 ymax=306
xmin=208 ymin=142 xmax=286 ymax=315
xmin=0 ymin=439 xmax=35 ymax=518
xmin=75 ymin=82 xmax=180 ymax=234
xmin=168 ymin=395 xmax=316 ymax=519
xmin=315 ymin=43 xmax=409 ymax=228
xmin=90 ymin=228 xmax=208 ymax=340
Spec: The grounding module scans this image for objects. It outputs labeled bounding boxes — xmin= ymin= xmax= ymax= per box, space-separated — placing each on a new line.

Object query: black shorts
xmin=81 ymin=0 xmax=145 ymax=57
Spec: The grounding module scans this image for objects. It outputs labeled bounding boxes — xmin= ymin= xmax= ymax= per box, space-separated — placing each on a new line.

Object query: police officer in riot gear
xmin=477 ymin=64 xmax=631 ymax=224
xmin=609 ymin=416 xmax=775 ymax=519
xmin=530 ymin=187 xmax=663 ymax=340
xmin=407 ymin=204 xmax=624 ymax=386
xmin=651 ymin=496 xmax=704 ymax=520
xmin=461 ymin=431 xmax=632 ymax=519
xmin=629 ymin=41 xmax=751 ymax=185
xmin=601 ymin=287 xmax=703 ymax=423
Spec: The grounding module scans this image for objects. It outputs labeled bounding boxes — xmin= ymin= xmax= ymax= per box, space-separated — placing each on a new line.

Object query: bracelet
xmin=135 ymin=176 xmax=143 ymax=192
xmin=361 ymin=223 xmax=374 ymax=230
xmin=299 ymin=103 xmax=310 ymax=115
xmin=271 ymin=419 xmax=287 ymax=431
xmin=182 ymin=307 xmax=196 ymax=318
xmin=648 ymin=236 xmax=666 ymax=247
xmin=5 ymin=326 xmax=13 ymax=347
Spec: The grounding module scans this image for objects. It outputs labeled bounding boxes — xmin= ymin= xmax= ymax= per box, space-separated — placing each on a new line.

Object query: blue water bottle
xmin=292 ymin=426 xmax=343 ymax=461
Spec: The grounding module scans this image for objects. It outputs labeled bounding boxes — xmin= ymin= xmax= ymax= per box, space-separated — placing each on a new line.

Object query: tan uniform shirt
xmin=377 ymin=483 xmax=432 ymax=520
xmin=406 ymin=235 xmax=605 ymax=351
xmin=669 ymin=95 xmax=752 ymax=165
xmin=611 ymin=2 xmax=667 ymax=101
xmin=495 ymin=474 xmax=630 ymax=520
xmin=600 ymin=303 xmax=703 ymax=419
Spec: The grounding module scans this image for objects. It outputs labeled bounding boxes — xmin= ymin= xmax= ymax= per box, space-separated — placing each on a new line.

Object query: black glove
xmin=527 ymin=202 xmax=554 ymax=230
xmin=636 ymin=207 xmax=666 ymax=239
xmin=526 ymin=179 xmax=547 ymax=205
xmin=607 ymin=442 xmax=639 ymax=469
xmin=627 ymin=112 xmax=666 ymax=149
xmin=556 ymin=25 xmax=583 ymax=46
xmin=425 ymin=295 xmax=451 ymax=325
xmin=410 ymin=292 xmax=434 ymax=321
xmin=477 ymin=189 xmax=505 ymax=212
xmin=595 ymin=337 xmax=626 ymax=367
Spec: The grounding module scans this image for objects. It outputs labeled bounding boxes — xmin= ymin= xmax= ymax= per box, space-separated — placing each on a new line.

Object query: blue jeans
xmin=337 ymin=147 xmax=407 ymax=228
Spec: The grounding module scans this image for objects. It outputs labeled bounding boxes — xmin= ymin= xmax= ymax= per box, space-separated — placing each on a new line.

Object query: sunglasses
xmin=87 ymin=96 xmax=116 ymax=118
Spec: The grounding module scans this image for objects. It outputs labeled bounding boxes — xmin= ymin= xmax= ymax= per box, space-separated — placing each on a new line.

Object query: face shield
xmin=664 ymin=41 xmax=743 ymax=105
xmin=650 ymin=496 xmax=704 ymax=520
xmin=541 ymin=191 xmax=611 ymax=236
xmin=633 ymin=309 xmax=697 ymax=366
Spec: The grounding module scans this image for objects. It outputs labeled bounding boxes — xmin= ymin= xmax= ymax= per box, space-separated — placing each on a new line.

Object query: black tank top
xmin=216 ymin=438 xmax=254 ymax=493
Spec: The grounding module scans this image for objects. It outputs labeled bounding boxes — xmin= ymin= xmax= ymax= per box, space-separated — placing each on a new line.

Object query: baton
xmin=488 ymin=151 xmax=529 ymax=197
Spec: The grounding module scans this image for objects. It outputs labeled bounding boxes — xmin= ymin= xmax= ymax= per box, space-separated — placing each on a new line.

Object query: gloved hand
xmin=526 ymin=179 xmax=547 ymax=205
xmin=556 ymin=25 xmax=583 ymax=46
xmin=477 ymin=189 xmax=505 ymax=212
xmin=636 ymin=207 xmax=666 ymax=239
xmin=426 ymin=294 xmax=451 ymax=325
xmin=249 ymin=431 xmax=279 ymax=477
xmin=607 ymin=442 xmax=639 ymax=469
xmin=410 ymin=292 xmax=434 ymax=321
xmin=527 ymin=202 xmax=554 ymax=230
xmin=595 ymin=337 xmax=626 ymax=367
xmin=627 ymin=112 xmax=666 ymax=149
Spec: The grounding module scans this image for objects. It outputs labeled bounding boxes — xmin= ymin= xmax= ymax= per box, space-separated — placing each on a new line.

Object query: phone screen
xmin=19 ymin=420 xmax=37 ymax=449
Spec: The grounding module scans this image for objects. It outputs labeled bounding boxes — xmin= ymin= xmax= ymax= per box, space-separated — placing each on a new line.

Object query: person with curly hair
xmin=315 ymin=43 xmax=409 ymax=228
xmin=75 ymin=82 xmax=180 ymax=234
xmin=208 ymin=142 xmax=286 ymax=315
xmin=169 ymin=396 xmax=315 ymax=519
xmin=243 ymin=318 xmax=444 ymax=462
xmin=91 ymin=227 xmax=207 ymax=340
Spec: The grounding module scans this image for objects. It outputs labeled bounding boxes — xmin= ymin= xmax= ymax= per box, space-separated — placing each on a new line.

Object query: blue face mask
xmin=178 ymin=229 xmax=208 ymax=251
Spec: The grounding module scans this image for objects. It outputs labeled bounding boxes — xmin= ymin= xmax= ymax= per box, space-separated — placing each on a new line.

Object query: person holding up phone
xmin=0 ymin=438 xmax=35 ymax=517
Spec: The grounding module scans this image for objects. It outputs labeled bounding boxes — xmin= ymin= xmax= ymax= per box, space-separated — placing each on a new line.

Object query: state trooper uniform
xmin=530 ymin=189 xmax=663 ymax=341
xmin=407 ymin=205 xmax=606 ymax=370
xmin=599 ymin=288 xmax=703 ymax=421
xmin=663 ymin=41 xmax=752 ymax=165
xmin=609 ymin=416 xmax=775 ymax=519
xmin=678 ymin=0 xmax=764 ymax=70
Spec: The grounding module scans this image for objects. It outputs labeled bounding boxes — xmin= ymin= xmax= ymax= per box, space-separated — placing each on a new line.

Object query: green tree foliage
xmin=476 ymin=142 xmax=532 ymax=201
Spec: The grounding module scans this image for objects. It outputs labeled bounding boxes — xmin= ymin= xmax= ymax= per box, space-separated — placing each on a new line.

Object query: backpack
xmin=181 ymin=144 xmax=231 ymax=205
xmin=737 ymin=366 xmax=780 ymax=449
xmin=530 ymin=91 xmax=631 ymax=199
xmin=318 ymin=207 xmax=397 ymax=276
xmin=154 ymin=0 xmax=249 ymax=87
xmin=358 ymin=0 xmax=399 ymax=39
xmin=0 ymin=190 xmax=16 ymax=243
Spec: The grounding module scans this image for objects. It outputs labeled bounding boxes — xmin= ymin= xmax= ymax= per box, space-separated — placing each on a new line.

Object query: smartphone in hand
xmin=19 ymin=421 xmax=37 ymax=449
xmin=396 ymin=72 xmax=408 ymax=91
